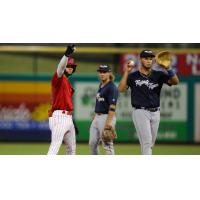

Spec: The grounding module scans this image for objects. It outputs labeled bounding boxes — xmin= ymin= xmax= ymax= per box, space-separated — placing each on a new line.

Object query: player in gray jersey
xmin=89 ymin=65 xmax=119 ymax=155
xmin=118 ymin=50 xmax=179 ymax=155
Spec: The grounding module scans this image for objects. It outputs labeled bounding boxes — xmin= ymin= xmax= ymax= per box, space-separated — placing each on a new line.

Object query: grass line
xmin=0 ymin=143 xmax=199 ymax=155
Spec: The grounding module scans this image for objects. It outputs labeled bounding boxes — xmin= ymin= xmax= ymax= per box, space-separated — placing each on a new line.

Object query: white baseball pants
xmin=47 ymin=110 xmax=76 ymax=155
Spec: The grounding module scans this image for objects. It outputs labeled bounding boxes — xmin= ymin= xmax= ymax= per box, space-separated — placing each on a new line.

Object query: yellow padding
xmin=0 ymin=81 xmax=51 ymax=94
xmin=0 ymin=45 xmax=200 ymax=54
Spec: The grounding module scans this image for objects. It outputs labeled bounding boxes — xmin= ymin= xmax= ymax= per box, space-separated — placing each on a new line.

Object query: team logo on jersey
xmin=96 ymin=93 xmax=105 ymax=102
xmin=135 ymin=80 xmax=159 ymax=90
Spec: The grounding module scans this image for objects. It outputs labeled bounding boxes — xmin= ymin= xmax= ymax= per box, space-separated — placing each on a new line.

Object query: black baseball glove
xmin=64 ymin=44 xmax=76 ymax=57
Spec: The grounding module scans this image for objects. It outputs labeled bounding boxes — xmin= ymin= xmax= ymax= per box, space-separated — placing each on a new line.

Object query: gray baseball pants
xmin=132 ymin=108 xmax=160 ymax=155
xmin=89 ymin=114 xmax=116 ymax=155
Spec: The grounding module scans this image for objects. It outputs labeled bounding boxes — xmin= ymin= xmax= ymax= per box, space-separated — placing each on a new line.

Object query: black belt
xmin=96 ymin=113 xmax=108 ymax=115
xmin=134 ymin=106 xmax=160 ymax=112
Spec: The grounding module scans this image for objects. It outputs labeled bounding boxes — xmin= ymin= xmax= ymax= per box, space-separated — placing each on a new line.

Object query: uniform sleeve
xmin=57 ymin=55 xmax=68 ymax=78
xmin=159 ymin=71 xmax=171 ymax=86
xmin=107 ymin=84 xmax=119 ymax=105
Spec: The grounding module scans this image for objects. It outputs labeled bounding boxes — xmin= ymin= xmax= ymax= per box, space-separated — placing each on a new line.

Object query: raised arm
xmin=57 ymin=55 xmax=69 ymax=77
xmin=57 ymin=45 xmax=76 ymax=77
xmin=118 ymin=60 xmax=135 ymax=92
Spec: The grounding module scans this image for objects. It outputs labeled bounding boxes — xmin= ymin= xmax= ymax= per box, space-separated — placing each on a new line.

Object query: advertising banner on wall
xmin=0 ymin=80 xmax=51 ymax=140
xmin=158 ymin=84 xmax=188 ymax=141
xmin=120 ymin=53 xmax=200 ymax=76
xmin=75 ymin=82 xmax=188 ymax=142
xmin=194 ymin=83 xmax=200 ymax=142
xmin=74 ymin=82 xmax=135 ymax=142
xmin=0 ymin=78 xmax=189 ymax=143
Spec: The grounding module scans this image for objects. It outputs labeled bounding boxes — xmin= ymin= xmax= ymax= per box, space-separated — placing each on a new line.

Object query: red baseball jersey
xmin=50 ymin=72 xmax=74 ymax=114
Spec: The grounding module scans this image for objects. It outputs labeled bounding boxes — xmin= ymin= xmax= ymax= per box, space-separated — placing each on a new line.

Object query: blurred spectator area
xmin=0 ymin=43 xmax=200 ymax=75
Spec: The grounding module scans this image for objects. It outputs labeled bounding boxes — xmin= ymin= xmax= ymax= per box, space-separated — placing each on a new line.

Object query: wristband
xmin=167 ymin=69 xmax=175 ymax=78
xmin=64 ymin=45 xmax=75 ymax=57
xmin=109 ymin=107 xmax=116 ymax=112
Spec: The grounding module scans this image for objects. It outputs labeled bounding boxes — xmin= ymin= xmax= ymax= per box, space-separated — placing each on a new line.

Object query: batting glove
xmin=64 ymin=44 xmax=76 ymax=57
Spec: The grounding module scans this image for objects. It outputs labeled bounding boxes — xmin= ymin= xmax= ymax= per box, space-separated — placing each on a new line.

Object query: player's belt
xmin=62 ymin=110 xmax=73 ymax=115
xmin=96 ymin=113 xmax=108 ymax=115
xmin=48 ymin=110 xmax=73 ymax=117
xmin=134 ymin=106 xmax=160 ymax=112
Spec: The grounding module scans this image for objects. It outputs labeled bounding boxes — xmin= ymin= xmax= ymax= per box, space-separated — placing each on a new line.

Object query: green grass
xmin=0 ymin=143 xmax=200 ymax=155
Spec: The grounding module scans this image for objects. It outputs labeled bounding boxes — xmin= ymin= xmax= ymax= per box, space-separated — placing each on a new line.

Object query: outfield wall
xmin=0 ymin=74 xmax=199 ymax=143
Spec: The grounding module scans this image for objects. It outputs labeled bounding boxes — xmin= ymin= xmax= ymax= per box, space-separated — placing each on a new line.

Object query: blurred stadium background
xmin=0 ymin=43 xmax=200 ymax=154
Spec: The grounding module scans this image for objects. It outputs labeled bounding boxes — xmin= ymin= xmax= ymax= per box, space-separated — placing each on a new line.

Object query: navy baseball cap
xmin=97 ymin=65 xmax=111 ymax=72
xmin=140 ymin=50 xmax=155 ymax=58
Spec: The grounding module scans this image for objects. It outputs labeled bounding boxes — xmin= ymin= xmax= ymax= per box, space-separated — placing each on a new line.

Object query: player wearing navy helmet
xmin=118 ymin=50 xmax=179 ymax=155
xmin=89 ymin=65 xmax=119 ymax=155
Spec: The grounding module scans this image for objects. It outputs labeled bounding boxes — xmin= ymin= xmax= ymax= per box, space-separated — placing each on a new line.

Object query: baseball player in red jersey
xmin=47 ymin=45 xmax=77 ymax=155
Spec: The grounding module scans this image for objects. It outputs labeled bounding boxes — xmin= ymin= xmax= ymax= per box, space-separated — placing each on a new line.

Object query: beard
xmin=64 ymin=71 xmax=72 ymax=77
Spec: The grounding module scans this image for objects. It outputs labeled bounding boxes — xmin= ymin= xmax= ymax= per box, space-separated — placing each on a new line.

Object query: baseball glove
xmin=102 ymin=125 xmax=117 ymax=143
xmin=64 ymin=44 xmax=76 ymax=57
xmin=156 ymin=51 xmax=172 ymax=69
